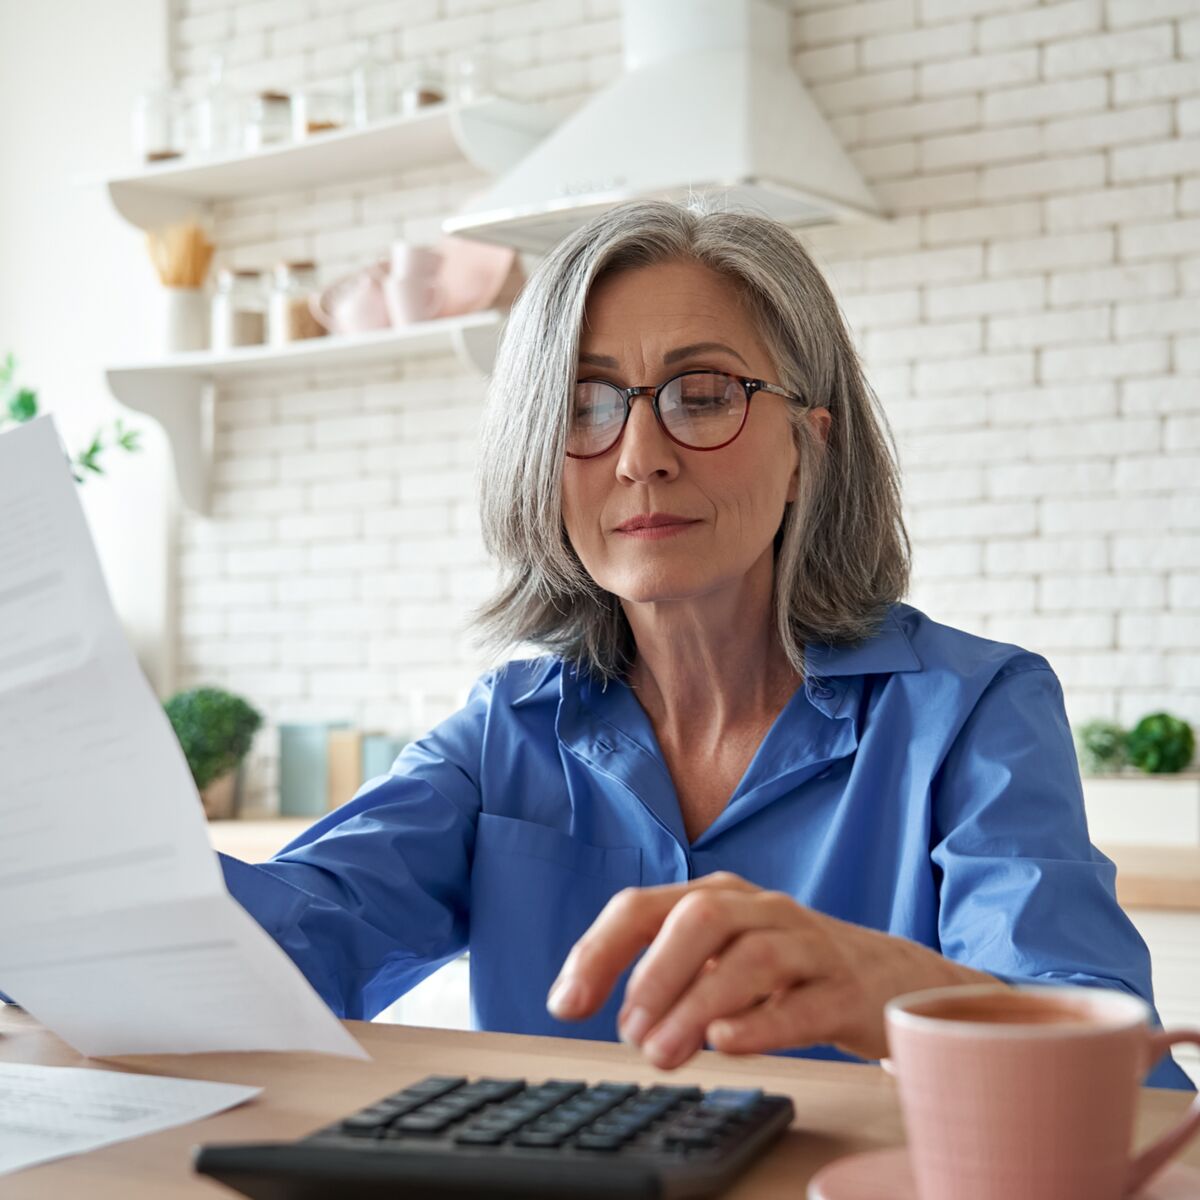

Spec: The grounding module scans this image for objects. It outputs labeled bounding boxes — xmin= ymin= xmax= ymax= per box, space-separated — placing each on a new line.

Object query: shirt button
xmin=813 ymin=686 xmax=835 ymax=700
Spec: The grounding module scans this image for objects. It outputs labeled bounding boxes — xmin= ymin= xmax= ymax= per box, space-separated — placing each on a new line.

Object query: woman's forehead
xmin=578 ymin=339 xmax=751 ymax=370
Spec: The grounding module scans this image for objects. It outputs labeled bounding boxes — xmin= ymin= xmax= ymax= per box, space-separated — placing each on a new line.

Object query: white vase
xmin=1084 ymin=774 xmax=1200 ymax=847
xmin=162 ymin=286 xmax=209 ymax=353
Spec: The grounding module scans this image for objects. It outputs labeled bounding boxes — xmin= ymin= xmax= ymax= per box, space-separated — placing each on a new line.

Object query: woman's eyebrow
xmin=578 ymin=341 xmax=750 ymax=368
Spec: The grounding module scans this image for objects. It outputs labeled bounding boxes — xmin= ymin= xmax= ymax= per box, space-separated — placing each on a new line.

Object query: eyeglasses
xmin=566 ymin=369 xmax=808 ymax=459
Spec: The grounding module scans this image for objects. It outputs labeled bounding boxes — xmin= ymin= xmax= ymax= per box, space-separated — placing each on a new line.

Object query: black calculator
xmin=194 ymin=1073 xmax=795 ymax=1198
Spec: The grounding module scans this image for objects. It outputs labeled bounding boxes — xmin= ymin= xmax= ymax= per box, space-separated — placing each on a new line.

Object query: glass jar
xmin=291 ymin=87 xmax=347 ymax=140
xmin=396 ymin=60 xmax=446 ymax=116
xmin=193 ymin=52 xmax=241 ymax=157
xmin=242 ymin=91 xmax=292 ymax=152
xmin=268 ymin=261 xmax=325 ymax=346
xmin=446 ymin=48 xmax=494 ymax=105
xmin=132 ymin=72 xmax=185 ymax=163
xmin=350 ymin=35 xmax=395 ymax=126
xmin=211 ymin=268 xmax=267 ymax=352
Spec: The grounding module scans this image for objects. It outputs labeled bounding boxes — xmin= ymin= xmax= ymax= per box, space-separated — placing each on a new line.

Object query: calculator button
xmin=454 ymin=1127 xmax=508 ymax=1145
xmin=644 ymin=1085 xmax=704 ymax=1102
xmin=535 ymin=1080 xmax=587 ymax=1100
xmin=395 ymin=1113 xmax=454 ymax=1133
xmin=403 ymin=1076 xmax=468 ymax=1098
xmin=338 ymin=1117 xmax=385 ymax=1137
xmin=470 ymin=1079 xmax=526 ymax=1102
xmin=514 ymin=1129 xmax=568 ymax=1147
xmin=575 ymin=1132 xmax=625 ymax=1150
xmin=702 ymin=1088 xmax=763 ymax=1110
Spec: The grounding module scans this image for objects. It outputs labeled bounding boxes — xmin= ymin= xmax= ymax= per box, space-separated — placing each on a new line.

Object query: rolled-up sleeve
xmin=931 ymin=663 xmax=1194 ymax=1091
xmin=219 ymin=674 xmax=490 ymax=1021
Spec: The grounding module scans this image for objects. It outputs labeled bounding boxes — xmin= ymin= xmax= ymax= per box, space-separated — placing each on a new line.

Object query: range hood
xmin=442 ymin=0 xmax=883 ymax=254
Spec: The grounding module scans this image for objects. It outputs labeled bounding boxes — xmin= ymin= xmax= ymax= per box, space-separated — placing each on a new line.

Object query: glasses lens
xmin=568 ymin=381 xmax=626 ymax=456
xmin=659 ymin=372 xmax=746 ymax=449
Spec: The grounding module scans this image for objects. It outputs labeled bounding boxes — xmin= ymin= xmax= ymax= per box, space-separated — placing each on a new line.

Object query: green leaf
xmin=113 ymin=418 xmax=142 ymax=452
xmin=8 ymin=389 xmax=37 ymax=422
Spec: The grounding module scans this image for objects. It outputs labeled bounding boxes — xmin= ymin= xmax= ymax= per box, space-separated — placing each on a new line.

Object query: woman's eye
xmin=682 ymin=392 xmax=727 ymax=410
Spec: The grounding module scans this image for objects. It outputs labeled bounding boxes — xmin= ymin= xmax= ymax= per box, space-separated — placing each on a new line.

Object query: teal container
xmin=361 ymin=732 xmax=407 ymax=782
xmin=278 ymin=721 xmax=350 ymax=816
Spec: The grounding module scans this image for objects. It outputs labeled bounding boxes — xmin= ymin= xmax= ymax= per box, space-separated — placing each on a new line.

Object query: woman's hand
xmin=546 ymin=872 xmax=1001 ymax=1069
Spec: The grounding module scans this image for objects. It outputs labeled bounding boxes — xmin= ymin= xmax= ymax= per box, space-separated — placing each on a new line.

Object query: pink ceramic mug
xmin=382 ymin=242 xmax=444 ymax=326
xmin=308 ymin=261 xmax=391 ymax=335
xmin=885 ymin=984 xmax=1200 ymax=1200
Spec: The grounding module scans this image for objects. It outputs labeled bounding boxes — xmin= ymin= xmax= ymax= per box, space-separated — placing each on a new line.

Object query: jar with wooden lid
xmin=242 ymin=91 xmax=292 ymax=151
xmin=268 ymin=262 xmax=325 ymax=346
xmin=211 ymin=268 xmax=267 ymax=351
xmin=397 ymin=60 xmax=446 ymax=115
xmin=133 ymin=72 xmax=185 ymax=163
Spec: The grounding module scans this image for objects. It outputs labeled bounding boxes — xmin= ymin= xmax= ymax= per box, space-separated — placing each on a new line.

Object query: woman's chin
xmin=607 ymin=570 xmax=718 ymax=607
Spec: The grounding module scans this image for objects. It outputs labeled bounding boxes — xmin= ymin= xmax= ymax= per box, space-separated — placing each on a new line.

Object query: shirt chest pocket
xmin=468 ymin=813 xmax=643 ymax=1040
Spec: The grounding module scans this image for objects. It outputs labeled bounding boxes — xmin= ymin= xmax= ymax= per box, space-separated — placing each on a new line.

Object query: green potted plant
xmin=1126 ymin=712 xmax=1195 ymax=776
xmin=1075 ymin=719 xmax=1128 ymax=777
xmin=165 ymin=686 xmax=263 ymax=820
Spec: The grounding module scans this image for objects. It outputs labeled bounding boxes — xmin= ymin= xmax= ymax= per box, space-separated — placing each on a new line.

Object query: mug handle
xmin=1124 ymin=1029 xmax=1200 ymax=1196
xmin=308 ymin=288 xmax=336 ymax=333
xmin=424 ymin=277 xmax=444 ymax=321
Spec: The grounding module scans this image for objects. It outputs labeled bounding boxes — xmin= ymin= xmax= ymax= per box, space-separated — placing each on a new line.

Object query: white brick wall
xmin=172 ymin=0 xmax=1200 ymax=810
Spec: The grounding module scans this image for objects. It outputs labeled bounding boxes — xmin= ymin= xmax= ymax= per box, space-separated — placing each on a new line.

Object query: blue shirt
xmin=218 ymin=603 xmax=1193 ymax=1091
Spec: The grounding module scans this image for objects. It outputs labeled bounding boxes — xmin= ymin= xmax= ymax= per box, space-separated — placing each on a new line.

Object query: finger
xmin=638 ymin=927 xmax=820 ymax=1069
xmin=618 ymin=890 xmax=800 ymax=1048
xmin=546 ymin=872 xmax=757 ymax=1021
xmin=705 ymin=979 xmax=848 ymax=1056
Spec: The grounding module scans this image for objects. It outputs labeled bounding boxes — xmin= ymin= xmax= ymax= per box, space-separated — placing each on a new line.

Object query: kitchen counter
xmin=1101 ymin=844 xmax=1200 ymax=912
xmin=206 ymin=820 xmax=1200 ymax=913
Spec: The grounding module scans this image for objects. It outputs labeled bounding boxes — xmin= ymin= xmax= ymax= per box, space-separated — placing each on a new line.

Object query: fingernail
xmin=547 ymin=977 xmax=584 ymax=1019
xmin=643 ymin=1023 xmax=684 ymax=1065
xmin=619 ymin=1006 xmax=653 ymax=1047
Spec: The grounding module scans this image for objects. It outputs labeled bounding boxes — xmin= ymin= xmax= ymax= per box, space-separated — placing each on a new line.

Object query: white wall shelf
xmin=99 ymin=97 xmax=556 ymax=230
xmin=106 ymin=311 xmax=505 ymax=514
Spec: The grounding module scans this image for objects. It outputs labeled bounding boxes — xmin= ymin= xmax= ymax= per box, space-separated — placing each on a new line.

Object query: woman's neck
xmin=622 ymin=553 xmax=802 ymax=744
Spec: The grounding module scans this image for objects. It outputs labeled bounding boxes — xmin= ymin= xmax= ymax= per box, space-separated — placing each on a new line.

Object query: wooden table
xmin=2 ymin=1007 xmax=1198 ymax=1197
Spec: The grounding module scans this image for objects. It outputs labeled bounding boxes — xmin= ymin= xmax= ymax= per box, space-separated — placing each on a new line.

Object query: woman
xmin=219 ymin=199 xmax=1191 ymax=1089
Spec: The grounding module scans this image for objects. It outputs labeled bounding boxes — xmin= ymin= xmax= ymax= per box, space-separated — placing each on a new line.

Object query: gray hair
xmin=474 ymin=196 xmax=910 ymax=681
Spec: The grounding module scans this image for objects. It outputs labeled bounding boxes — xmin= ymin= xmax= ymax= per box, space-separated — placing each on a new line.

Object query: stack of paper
xmin=0 ymin=417 xmax=365 ymax=1060
xmin=0 ymin=1063 xmax=260 ymax=1177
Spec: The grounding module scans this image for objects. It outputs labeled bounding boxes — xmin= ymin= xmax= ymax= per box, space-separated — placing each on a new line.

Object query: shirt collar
xmin=510 ymin=604 xmax=921 ymax=711
xmin=803 ymin=604 xmax=921 ymax=680
xmin=509 ymin=657 xmax=562 ymax=708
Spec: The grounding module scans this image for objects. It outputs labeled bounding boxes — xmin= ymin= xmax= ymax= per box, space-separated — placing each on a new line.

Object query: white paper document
xmin=0 ymin=417 xmax=365 ymax=1059
xmin=0 ymin=1062 xmax=260 ymax=1177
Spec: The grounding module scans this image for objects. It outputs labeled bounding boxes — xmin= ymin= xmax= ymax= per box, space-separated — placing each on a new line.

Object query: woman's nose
xmin=615 ymin=395 xmax=680 ymax=484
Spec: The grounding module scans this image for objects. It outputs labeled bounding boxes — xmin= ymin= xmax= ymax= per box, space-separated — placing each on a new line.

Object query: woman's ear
xmin=785 ymin=407 xmax=830 ymax=502
xmin=810 ymin=405 xmax=832 ymax=447
xmin=786 ymin=461 xmax=800 ymax=504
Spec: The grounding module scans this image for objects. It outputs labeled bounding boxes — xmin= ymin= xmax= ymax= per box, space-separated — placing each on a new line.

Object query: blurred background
xmin=0 ymin=0 xmax=1196 ymax=1064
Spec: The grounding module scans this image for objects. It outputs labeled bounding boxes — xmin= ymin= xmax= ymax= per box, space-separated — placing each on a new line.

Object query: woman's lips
xmin=613 ymin=514 xmax=701 ymax=540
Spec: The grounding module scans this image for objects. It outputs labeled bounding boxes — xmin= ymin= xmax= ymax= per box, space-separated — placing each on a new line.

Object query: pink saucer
xmin=807 ymin=1146 xmax=1200 ymax=1199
